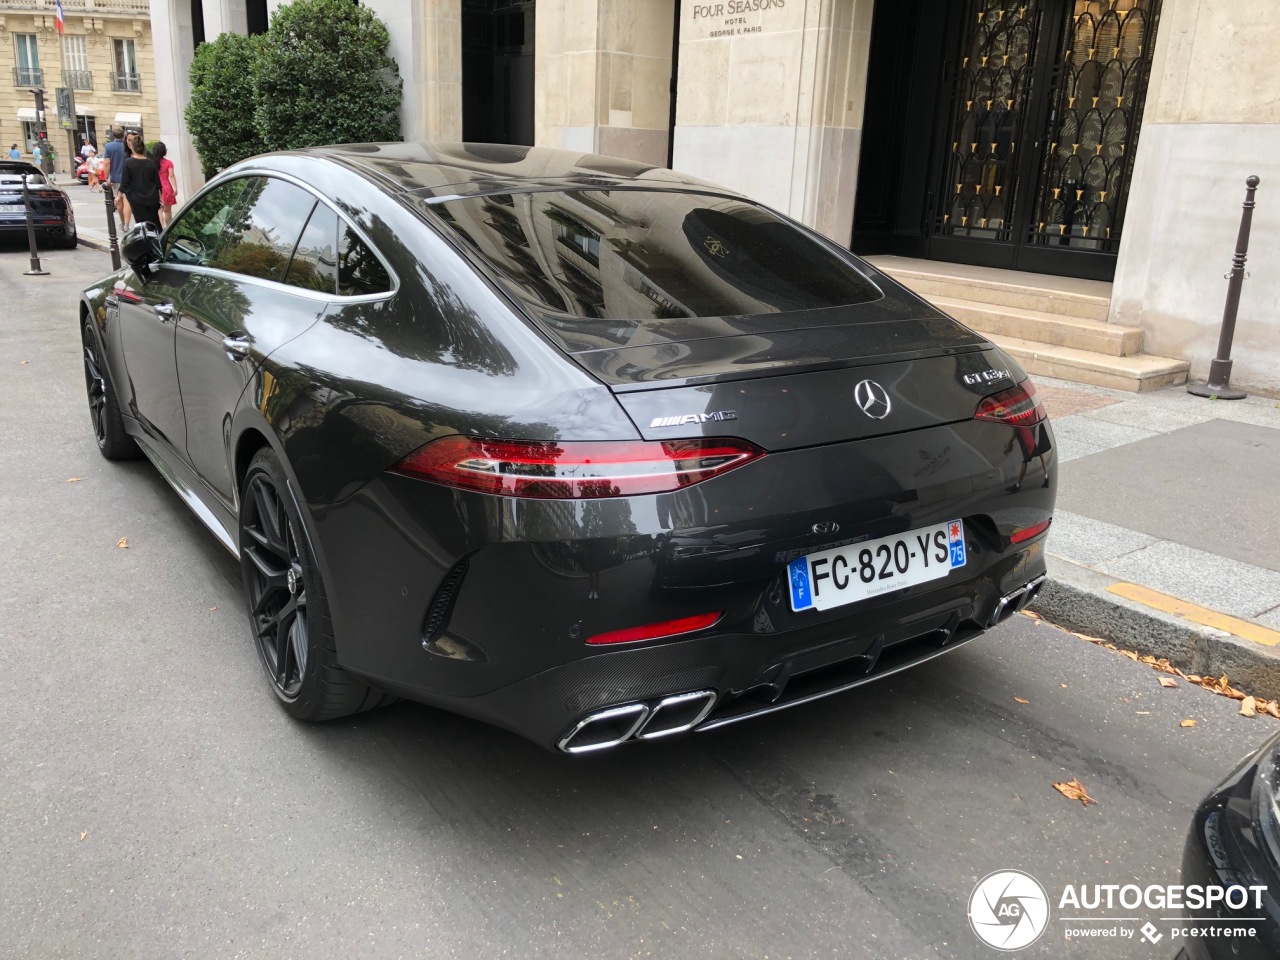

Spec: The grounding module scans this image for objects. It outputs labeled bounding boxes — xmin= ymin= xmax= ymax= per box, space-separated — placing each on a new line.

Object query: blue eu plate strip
xmin=948 ymin=519 xmax=966 ymax=568
xmin=788 ymin=556 xmax=813 ymax=611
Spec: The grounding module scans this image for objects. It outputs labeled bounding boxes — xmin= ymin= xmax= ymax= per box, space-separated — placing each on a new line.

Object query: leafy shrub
xmin=253 ymin=0 xmax=402 ymax=151
xmin=185 ymin=32 xmax=268 ymax=176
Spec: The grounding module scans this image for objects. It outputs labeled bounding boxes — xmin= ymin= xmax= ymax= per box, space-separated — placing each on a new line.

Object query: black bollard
xmin=1188 ymin=175 xmax=1260 ymax=400
xmin=21 ymin=172 xmax=48 ymax=277
xmin=102 ymin=181 xmax=122 ymax=271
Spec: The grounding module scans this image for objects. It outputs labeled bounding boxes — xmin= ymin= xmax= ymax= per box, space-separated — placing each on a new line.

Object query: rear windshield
xmin=432 ymin=190 xmax=881 ymax=320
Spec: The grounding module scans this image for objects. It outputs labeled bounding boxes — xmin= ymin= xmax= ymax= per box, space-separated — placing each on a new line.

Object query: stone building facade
xmin=148 ymin=0 xmax=1280 ymax=393
xmin=0 ymin=0 xmax=159 ymax=172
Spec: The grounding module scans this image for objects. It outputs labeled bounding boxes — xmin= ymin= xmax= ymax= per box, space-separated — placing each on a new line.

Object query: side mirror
xmin=121 ymin=223 xmax=163 ymax=273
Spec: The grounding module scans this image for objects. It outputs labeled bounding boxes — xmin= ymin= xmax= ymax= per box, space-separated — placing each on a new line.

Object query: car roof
xmin=0 ymin=160 xmax=43 ymax=177
xmin=284 ymin=141 xmax=738 ymax=202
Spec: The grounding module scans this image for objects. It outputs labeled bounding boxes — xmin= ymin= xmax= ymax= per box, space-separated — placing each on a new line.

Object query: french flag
xmin=55 ymin=0 xmax=65 ymax=34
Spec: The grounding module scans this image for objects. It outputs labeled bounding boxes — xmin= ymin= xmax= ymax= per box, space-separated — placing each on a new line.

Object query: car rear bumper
xmin=306 ymin=417 xmax=1056 ymax=749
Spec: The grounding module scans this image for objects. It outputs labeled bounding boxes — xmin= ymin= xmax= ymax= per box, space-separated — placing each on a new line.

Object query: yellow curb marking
xmin=1106 ymin=582 xmax=1280 ymax=647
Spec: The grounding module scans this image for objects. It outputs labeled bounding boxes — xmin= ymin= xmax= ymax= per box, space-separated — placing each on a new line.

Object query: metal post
xmin=102 ymin=181 xmax=122 ymax=271
xmin=21 ymin=173 xmax=48 ymax=276
xmin=1188 ymin=175 xmax=1260 ymax=400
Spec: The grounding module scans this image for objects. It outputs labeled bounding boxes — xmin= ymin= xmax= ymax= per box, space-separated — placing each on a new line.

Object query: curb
xmin=1028 ymin=555 xmax=1280 ymax=700
xmin=77 ymin=233 xmax=112 ymax=253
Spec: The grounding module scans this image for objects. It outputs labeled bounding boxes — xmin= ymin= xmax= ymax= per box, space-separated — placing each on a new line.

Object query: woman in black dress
xmin=118 ymin=133 xmax=162 ymax=230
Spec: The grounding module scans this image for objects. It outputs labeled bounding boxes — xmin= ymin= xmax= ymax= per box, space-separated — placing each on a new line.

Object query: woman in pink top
xmin=151 ymin=141 xmax=178 ymax=226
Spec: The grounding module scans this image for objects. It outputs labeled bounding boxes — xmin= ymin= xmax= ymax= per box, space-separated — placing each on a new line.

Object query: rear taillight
xmin=389 ymin=436 xmax=764 ymax=498
xmin=1011 ymin=518 xmax=1052 ymax=544
xmin=587 ymin=612 xmax=722 ymax=646
xmin=974 ymin=379 xmax=1047 ymax=426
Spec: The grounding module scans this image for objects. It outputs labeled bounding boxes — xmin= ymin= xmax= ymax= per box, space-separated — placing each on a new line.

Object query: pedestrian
xmin=119 ymin=132 xmax=162 ymax=230
xmin=87 ymin=148 xmax=103 ymax=193
xmin=102 ymin=126 xmax=128 ymax=226
xmin=150 ymin=141 xmax=178 ymax=227
xmin=7 ymin=143 xmax=19 ymax=160
xmin=31 ymin=142 xmax=41 ymax=168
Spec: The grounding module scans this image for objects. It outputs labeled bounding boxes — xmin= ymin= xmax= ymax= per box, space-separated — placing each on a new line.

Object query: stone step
xmin=928 ymin=295 xmax=1144 ymax=357
xmin=987 ymin=334 xmax=1191 ymax=393
xmin=869 ymin=255 xmax=1112 ymax=321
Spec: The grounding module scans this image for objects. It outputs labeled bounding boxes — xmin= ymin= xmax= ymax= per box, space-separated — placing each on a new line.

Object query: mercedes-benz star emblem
xmin=854 ymin=379 xmax=892 ymax=420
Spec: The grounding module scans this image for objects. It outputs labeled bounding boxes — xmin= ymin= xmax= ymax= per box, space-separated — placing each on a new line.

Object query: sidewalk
xmin=1030 ymin=377 xmax=1280 ymax=695
xmin=64 ymin=179 xmax=120 ymax=254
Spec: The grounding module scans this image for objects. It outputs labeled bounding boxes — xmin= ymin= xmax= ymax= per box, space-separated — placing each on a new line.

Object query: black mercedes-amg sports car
xmin=80 ymin=142 xmax=1055 ymax=752
xmin=1 ymin=160 xmax=76 ymax=247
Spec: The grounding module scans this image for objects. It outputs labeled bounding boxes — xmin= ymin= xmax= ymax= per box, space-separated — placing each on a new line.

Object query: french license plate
xmin=0 ymin=204 xmax=24 ymax=213
xmin=787 ymin=520 xmax=967 ymax=613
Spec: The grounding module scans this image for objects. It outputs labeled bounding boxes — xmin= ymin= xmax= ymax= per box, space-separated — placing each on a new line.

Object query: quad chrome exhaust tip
xmin=989 ymin=574 xmax=1047 ymax=626
xmin=636 ymin=690 xmax=717 ymax=740
xmin=557 ymin=690 xmax=718 ymax=754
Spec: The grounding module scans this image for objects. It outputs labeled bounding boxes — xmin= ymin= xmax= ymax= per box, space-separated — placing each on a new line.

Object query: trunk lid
xmin=556 ymin=280 xmax=1014 ymax=453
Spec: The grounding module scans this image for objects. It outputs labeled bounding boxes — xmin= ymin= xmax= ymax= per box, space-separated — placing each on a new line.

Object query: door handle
xmin=154 ymin=302 xmax=176 ymax=321
xmin=222 ymin=335 xmax=252 ymax=361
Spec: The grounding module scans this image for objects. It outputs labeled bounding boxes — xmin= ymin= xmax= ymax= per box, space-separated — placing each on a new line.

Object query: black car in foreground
xmin=1 ymin=160 xmax=76 ymax=247
xmin=79 ymin=142 xmax=1055 ymax=752
xmin=1180 ymin=730 xmax=1280 ymax=958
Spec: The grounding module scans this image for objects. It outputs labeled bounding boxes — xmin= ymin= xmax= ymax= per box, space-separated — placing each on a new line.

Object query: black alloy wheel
xmin=242 ymin=471 xmax=309 ymax=700
xmin=238 ymin=448 xmax=395 ymax=720
xmin=82 ymin=319 xmax=137 ymax=460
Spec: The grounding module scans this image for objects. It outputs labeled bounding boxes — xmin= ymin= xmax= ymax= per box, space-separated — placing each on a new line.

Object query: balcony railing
xmin=13 ymin=66 xmax=44 ymax=87
xmin=0 ymin=0 xmax=152 ymax=13
xmin=110 ymin=72 xmax=141 ymax=93
xmin=63 ymin=69 xmax=92 ymax=90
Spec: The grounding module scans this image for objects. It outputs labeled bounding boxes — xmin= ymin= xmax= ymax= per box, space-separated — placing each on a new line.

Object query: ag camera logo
xmin=969 ymin=870 xmax=1050 ymax=950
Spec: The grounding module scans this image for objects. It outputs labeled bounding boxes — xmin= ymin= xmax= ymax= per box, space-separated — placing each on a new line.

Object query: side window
xmin=163 ymin=178 xmax=249 ymax=266
xmin=284 ymin=205 xmax=339 ymax=294
xmin=337 ymin=223 xmax=391 ymax=297
xmin=210 ymin=177 xmax=317 ymax=283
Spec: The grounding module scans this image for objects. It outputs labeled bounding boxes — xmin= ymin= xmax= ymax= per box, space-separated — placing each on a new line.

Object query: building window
xmin=13 ymin=34 xmax=42 ymax=87
xmin=63 ymin=35 xmax=92 ymax=90
xmin=111 ymin=38 xmax=141 ymax=92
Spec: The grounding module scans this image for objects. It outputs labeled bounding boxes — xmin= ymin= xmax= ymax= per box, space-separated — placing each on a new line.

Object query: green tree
xmin=253 ymin=0 xmax=402 ymax=151
xmin=185 ymin=32 xmax=267 ymax=176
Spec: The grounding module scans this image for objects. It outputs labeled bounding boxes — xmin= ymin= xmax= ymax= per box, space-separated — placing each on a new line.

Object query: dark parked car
xmin=1180 ymin=730 xmax=1280 ymax=958
xmin=79 ymin=142 xmax=1055 ymax=752
xmin=1 ymin=160 xmax=76 ymax=247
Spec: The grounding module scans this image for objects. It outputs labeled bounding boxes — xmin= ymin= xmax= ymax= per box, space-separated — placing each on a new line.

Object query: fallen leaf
xmin=1186 ymin=675 xmax=1203 ymax=683
xmin=1053 ymin=778 xmax=1097 ymax=806
xmin=79 ymin=831 xmax=88 ymax=841
xmin=1267 ymin=702 xmax=1280 ymax=719
xmin=1013 ymin=697 xmax=1029 ymax=704
xmin=209 ymin=606 xmax=217 ymax=611
xmin=1022 ymin=610 xmax=1043 ymax=621
xmin=66 ymin=477 xmax=83 ymax=483
xmin=116 ymin=537 xmax=128 ymax=549
xmin=1121 ymin=650 xmax=1140 ymax=661
xmin=1060 ymin=683 xmax=1068 ymax=689
xmin=1180 ymin=719 xmax=1197 ymax=728
xmin=1158 ymin=677 xmax=1178 ymax=688
xmin=1241 ymin=696 xmax=1258 ymax=717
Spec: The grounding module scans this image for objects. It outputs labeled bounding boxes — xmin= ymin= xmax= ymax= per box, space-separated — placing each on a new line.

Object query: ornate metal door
xmin=928 ymin=0 xmax=1161 ymax=280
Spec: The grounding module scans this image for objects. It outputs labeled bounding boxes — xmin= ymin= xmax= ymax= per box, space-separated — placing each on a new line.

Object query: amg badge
xmin=650 ymin=410 xmax=738 ymax=428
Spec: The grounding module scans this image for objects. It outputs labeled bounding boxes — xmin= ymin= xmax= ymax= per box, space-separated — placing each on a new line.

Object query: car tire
xmin=81 ymin=319 xmax=139 ymax=460
xmin=239 ymin=448 xmax=396 ymax=721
